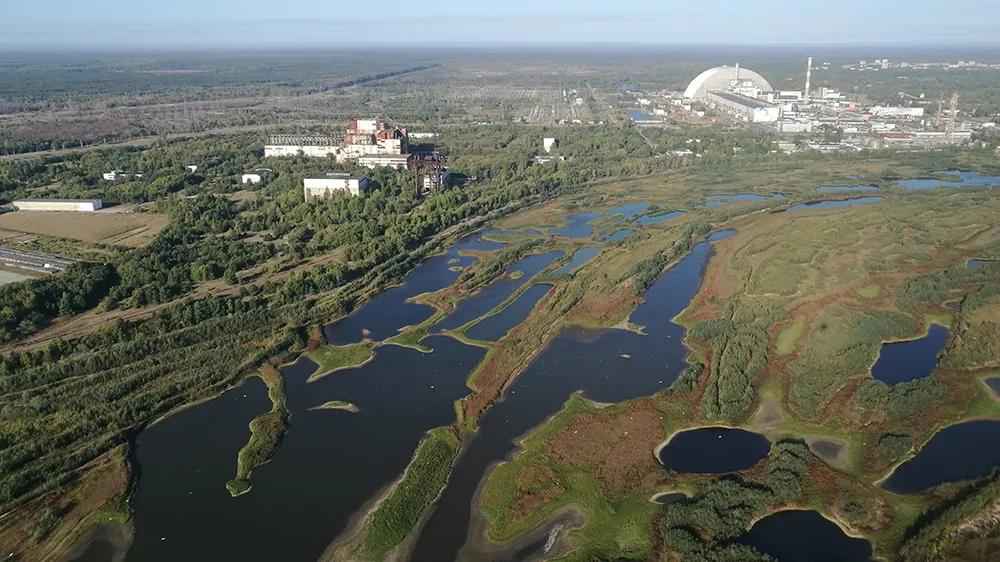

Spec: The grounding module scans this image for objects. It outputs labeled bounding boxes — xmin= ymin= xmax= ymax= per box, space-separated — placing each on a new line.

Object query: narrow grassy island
xmin=226 ymin=365 xmax=289 ymax=497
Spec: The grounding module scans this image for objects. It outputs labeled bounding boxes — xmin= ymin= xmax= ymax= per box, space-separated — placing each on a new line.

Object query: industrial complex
xmin=269 ymin=117 xmax=452 ymax=198
xmin=628 ymin=58 xmax=987 ymax=152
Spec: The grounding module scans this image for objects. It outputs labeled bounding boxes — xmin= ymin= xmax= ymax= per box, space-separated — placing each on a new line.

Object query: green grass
xmin=776 ymin=317 xmax=806 ymax=355
xmin=306 ymin=342 xmax=375 ymax=382
xmin=383 ymin=310 xmax=447 ymax=353
xmin=355 ymin=427 xmax=460 ymax=561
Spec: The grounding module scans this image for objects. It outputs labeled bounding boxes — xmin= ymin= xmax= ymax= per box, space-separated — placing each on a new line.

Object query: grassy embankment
xmin=305 ymin=342 xmax=376 ymax=382
xmin=332 ymin=427 xmax=461 ymax=562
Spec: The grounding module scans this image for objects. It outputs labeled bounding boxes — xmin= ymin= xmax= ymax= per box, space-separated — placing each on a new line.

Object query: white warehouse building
xmin=12 ymin=199 xmax=104 ymax=212
xmin=303 ymin=173 xmax=370 ymax=200
xmin=706 ymin=91 xmax=781 ymax=123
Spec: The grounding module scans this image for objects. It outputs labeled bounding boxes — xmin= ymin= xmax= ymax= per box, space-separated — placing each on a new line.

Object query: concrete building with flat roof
xmin=303 ymin=173 xmax=370 ymax=200
xmin=706 ymin=91 xmax=780 ymax=123
xmin=357 ymin=154 xmax=411 ymax=170
xmin=12 ymin=199 xmax=103 ymax=212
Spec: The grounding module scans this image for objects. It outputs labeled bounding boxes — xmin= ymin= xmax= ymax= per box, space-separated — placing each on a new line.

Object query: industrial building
xmin=12 ymin=199 xmax=103 ymax=212
xmin=684 ymin=66 xmax=774 ymax=100
xmin=264 ymin=135 xmax=341 ymax=158
xmin=265 ymin=119 xmax=412 ymax=170
xmin=241 ymin=168 xmax=272 ymax=185
xmin=706 ymin=91 xmax=780 ymax=123
xmin=357 ymin=154 xmax=411 ymax=170
xmin=303 ymin=173 xmax=370 ymax=200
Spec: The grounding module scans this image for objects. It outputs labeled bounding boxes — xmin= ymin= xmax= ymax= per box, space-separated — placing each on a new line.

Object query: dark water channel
xmin=466 ymin=284 xmax=553 ymax=342
xmin=556 ymin=247 xmax=601 ymax=275
xmin=788 ymin=197 xmax=882 ymax=212
xmin=883 ymin=420 xmax=1000 ymax=494
xmin=870 ymin=324 xmax=949 ymax=385
xmin=737 ymin=510 xmax=873 ymax=562
xmin=127 ymin=337 xmax=485 ymax=562
xmin=409 ymin=231 xmax=734 ymax=562
xmin=437 ymin=251 xmax=563 ymax=331
xmin=324 ymin=234 xmax=504 ymax=344
xmin=658 ymin=427 xmax=771 ymax=474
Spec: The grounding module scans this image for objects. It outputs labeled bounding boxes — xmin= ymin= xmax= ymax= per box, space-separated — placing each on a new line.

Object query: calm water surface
xmin=551 ymin=212 xmax=600 ymax=239
xmin=898 ymin=171 xmax=1000 ymax=191
xmin=437 ymin=251 xmax=562 ymax=331
xmin=324 ymin=234 xmax=504 ymax=344
xmin=738 ymin=510 xmax=873 ymax=562
xmin=884 ymin=420 xmax=1000 ymax=494
xmin=466 ymin=284 xmax=553 ymax=342
xmin=410 ymin=232 xmax=733 ymax=562
xmin=870 ymin=325 xmax=949 ymax=384
xmin=556 ymin=247 xmax=601 ymax=275
xmin=128 ymin=338 xmax=485 ymax=562
xmin=604 ymin=228 xmax=635 ymax=243
xmin=658 ymin=427 xmax=771 ymax=474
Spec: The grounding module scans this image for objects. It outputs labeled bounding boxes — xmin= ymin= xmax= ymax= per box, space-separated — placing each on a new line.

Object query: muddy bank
xmin=62 ymin=522 xmax=133 ymax=562
xmin=460 ymin=468 xmax=585 ymax=562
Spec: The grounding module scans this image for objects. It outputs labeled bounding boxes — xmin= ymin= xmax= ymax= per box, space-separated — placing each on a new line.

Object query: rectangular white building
xmin=12 ymin=199 xmax=103 ymax=212
xmin=303 ymin=174 xmax=370 ymax=200
xmin=241 ymin=169 xmax=272 ymax=185
xmin=357 ymin=154 xmax=411 ymax=170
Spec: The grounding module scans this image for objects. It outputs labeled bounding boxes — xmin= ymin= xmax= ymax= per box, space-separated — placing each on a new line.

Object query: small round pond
xmin=658 ymin=427 xmax=771 ymax=474
xmin=737 ymin=510 xmax=873 ymax=562
xmin=870 ymin=324 xmax=950 ymax=385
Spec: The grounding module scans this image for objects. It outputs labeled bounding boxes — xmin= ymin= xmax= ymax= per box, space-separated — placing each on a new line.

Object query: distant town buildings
xmin=303 ymin=173 xmax=370 ymax=200
xmin=12 ymin=199 xmax=103 ymax=212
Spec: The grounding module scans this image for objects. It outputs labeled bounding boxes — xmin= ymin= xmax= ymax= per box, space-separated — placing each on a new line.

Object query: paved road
xmin=0 ymin=247 xmax=75 ymax=274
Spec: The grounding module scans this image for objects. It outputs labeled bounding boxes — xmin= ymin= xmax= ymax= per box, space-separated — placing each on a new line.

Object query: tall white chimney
xmin=804 ymin=57 xmax=813 ymax=102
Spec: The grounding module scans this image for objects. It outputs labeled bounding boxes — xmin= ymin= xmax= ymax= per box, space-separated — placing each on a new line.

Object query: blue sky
xmin=3 ymin=0 xmax=999 ymax=48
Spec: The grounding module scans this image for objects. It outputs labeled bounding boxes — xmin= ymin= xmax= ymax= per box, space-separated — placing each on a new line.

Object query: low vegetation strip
xmin=306 ymin=342 xmax=375 ymax=382
xmin=226 ymin=364 xmax=288 ymax=497
xmin=355 ymin=427 xmax=460 ymax=561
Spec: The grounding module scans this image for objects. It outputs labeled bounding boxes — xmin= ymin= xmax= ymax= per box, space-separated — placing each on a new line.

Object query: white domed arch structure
xmin=684 ymin=66 xmax=773 ymax=100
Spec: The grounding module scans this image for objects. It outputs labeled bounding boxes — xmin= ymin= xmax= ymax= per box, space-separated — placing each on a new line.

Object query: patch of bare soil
xmin=545 ymin=399 xmax=665 ymax=495
xmin=0 ymin=446 xmax=131 ymax=562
